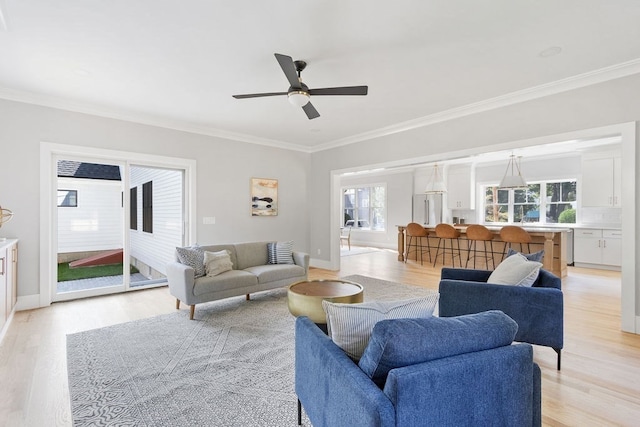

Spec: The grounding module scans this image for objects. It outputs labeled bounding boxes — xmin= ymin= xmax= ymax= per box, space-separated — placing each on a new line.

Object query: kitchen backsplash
xmin=580 ymin=207 xmax=622 ymax=227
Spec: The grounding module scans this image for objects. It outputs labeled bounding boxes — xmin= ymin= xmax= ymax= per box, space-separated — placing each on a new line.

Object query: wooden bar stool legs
xmin=404 ymin=222 xmax=431 ymax=265
xmin=465 ymin=224 xmax=495 ymax=270
xmin=432 ymin=224 xmax=462 ymax=267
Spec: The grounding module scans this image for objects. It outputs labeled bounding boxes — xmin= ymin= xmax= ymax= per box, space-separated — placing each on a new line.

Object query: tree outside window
xmin=484 ymin=180 xmax=576 ymax=224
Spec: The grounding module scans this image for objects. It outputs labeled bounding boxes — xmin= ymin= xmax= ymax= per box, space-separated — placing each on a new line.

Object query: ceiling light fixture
xmin=499 ymin=154 xmax=528 ymax=188
xmin=288 ymin=91 xmax=310 ymax=107
xmin=425 ymin=163 xmax=447 ymax=194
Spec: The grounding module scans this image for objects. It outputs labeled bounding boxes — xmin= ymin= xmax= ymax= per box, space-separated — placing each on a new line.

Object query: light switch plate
xmin=203 ymin=217 xmax=216 ymax=225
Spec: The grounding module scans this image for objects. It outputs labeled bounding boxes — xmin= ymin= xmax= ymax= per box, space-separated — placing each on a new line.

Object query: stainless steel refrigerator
xmin=412 ymin=193 xmax=443 ymax=227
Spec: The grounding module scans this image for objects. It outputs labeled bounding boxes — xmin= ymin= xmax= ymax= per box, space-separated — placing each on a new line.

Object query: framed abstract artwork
xmin=251 ymin=178 xmax=278 ymax=216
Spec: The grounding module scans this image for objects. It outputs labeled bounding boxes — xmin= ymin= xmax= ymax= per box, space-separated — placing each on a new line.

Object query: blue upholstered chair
xmin=439 ymin=267 xmax=563 ymax=370
xmin=295 ymin=311 xmax=542 ymax=427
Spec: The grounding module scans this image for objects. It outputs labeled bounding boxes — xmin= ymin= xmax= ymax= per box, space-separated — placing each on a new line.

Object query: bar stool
xmin=404 ymin=222 xmax=431 ymax=265
xmin=500 ymin=225 xmax=532 ymax=261
xmin=433 ymin=223 xmax=461 ymax=267
xmin=465 ymin=224 xmax=495 ymax=270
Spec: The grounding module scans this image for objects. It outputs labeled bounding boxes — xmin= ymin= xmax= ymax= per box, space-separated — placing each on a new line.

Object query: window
xmin=130 ymin=187 xmax=138 ymax=230
xmin=484 ymin=180 xmax=576 ymax=224
xmin=57 ymin=190 xmax=77 ymax=207
xmin=342 ymin=185 xmax=385 ymax=231
xmin=142 ymin=181 xmax=153 ymax=233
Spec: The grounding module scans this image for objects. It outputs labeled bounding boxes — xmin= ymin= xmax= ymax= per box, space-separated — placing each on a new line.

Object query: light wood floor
xmin=1 ymin=247 xmax=638 ymax=426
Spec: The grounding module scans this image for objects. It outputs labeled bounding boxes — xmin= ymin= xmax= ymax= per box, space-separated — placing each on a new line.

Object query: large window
xmin=484 ymin=180 xmax=576 ymax=224
xmin=342 ymin=185 xmax=386 ymax=231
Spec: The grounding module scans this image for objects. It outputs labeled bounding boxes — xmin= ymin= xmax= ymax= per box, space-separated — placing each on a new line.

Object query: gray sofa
xmin=166 ymin=241 xmax=309 ymax=319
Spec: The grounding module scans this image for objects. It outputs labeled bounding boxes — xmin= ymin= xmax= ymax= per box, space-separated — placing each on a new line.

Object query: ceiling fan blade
xmin=308 ymin=86 xmax=368 ymax=96
xmin=232 ymin=92 xmax=288 ymax=99
xmin=274 ymin=53 xmax=301 ymax=89
xmin=302 ymin=102 xmax=320 ymax=120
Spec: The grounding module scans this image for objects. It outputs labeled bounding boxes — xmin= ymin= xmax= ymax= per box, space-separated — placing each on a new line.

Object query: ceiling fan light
xmin=288 ymin=91 xmax=310 ymax=107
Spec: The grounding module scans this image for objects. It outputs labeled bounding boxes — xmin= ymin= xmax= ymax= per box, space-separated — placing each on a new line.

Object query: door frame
xmin=39 ymin=142 xmax=196 ymax=307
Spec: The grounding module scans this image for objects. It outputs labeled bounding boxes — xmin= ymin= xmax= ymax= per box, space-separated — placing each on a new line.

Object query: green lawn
xmin=58 ymin=262 xmax=139 ymax=282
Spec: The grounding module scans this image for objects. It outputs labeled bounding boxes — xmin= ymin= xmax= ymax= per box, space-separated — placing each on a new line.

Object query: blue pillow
xmin=358 ymin=310 xmax=518 ymax=388
xmin=507 ymin=247 xmax=544 ymax=262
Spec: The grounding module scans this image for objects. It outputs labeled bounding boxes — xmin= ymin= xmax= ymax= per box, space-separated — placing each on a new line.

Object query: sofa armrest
xmin=295 ymin=317 xmax=395 ymax=427
xmin=440 ymin=267 xmax=492 ymax=282
xmin=439 ymin=279 xmax=563 ymax=349
xmin=292 ymin=251 xmax=310 ymax=274
xmin=383 ymin=344 xmax=539 ymax=427
xmin=166 ymin=261 xmax=196 ymax=304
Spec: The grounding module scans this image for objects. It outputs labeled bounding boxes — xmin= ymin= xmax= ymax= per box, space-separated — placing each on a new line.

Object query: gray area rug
xmin=66 ymin=275 xmax=437 ymax=426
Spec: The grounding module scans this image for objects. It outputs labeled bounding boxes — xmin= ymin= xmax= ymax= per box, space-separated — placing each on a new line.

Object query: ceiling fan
xmin=232 ymin=53 xmax=368 ymax=120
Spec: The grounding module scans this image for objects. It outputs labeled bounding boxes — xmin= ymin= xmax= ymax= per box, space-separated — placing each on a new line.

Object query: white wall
xmin=0 ymin=98 xmax=310 ymax=304
xmin=129 ymin=166 xmax=183 ymax=276
xmin=56 ymin=177 xmax=123 ymax=253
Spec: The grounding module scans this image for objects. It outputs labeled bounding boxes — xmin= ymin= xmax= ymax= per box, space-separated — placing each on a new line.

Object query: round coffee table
xmin=287 ymin=279 xmax=364 ymax=324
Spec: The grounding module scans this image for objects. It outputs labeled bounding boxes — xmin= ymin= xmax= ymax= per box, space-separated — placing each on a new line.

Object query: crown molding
xmin=309 ymin=57 xmax=640 ymax=153
xmin=1 ymin=58 xmax=640 ymax=154
xmin=0 ymin=87 xmax=312 ymax=153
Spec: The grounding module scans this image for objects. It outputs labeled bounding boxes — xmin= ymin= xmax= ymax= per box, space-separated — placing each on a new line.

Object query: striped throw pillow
xmin=267 ymin=241 xmax=294 ymax=264
xmin=322 ymin=294 xmax=440 ymax=360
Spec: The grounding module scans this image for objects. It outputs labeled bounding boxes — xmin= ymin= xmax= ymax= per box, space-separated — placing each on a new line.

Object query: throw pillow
xmin=322 ymin=294 xmax=440 ymax=360
xmin=267 ymin=241 xmax=294 ymax=265
xmin=176 ymin=244 xmax=205 ymax=278
xmin=507 ymin=247 xmax=544 ymax=262
xmin=488 ymin=252 xmax=542 ymax=286
xmin=204 ymin=250 xmax=233 ymax=277
xmin=358 ymin=311 xmax=518 ymax=387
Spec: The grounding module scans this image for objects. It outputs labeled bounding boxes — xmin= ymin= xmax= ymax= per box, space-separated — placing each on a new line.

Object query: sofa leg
xmin=189 ymin=305 xmax=195 ymax=320
xmin=555 ymin=348 xmax=561 ymax=370
xmin=175 ymin=298 xmax=180 ymax=310
xmin=246 ymin=294 xmax=251 ymax=301
xmin=297 ymin=399 xmax=302 ymax=425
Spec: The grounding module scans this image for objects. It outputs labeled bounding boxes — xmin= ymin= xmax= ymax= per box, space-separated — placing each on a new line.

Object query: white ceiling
xmin=1 ymin=1 xmax=640 ymax=152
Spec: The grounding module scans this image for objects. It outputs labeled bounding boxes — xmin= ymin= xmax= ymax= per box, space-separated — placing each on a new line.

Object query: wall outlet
xmin=203 ymin=216 xmax=216 ymax=225
xmin=317 ymin=249 xmax=321 ymax=255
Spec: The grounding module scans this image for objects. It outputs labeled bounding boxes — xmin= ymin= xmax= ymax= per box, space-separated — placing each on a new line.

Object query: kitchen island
xmin=397 ymin=224 xmax=568 ymax=278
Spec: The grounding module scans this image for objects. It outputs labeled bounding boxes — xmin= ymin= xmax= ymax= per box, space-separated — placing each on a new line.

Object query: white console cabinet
xmin=0 ymin=239 xmax=18 ymax=339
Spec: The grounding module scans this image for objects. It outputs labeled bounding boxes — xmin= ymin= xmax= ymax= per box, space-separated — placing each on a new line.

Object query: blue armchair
xmin=439 ymin=267 xmax=563 ymax=370
xmin=295 ymin=311 xmax=541 ymax=427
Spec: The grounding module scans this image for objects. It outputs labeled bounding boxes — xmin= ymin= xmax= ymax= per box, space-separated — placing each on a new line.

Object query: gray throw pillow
xmin=176 ymin=244 xmax=206 ymax=278
xmin=267 ymin=241 xmax=294 ymax=264
xmin=507 ymin=247 xmax=544 ymax=262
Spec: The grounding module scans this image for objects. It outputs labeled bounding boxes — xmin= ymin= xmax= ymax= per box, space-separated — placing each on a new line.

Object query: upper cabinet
xmin=581 ymin=154 xmax=621 ymax=207
xmin=447 ymin=165 xmax=475 ymax=210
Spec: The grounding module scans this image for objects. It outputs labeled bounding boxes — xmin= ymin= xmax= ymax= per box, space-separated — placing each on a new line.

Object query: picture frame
xmin=251 ymin=178 xmax=278 ymax=216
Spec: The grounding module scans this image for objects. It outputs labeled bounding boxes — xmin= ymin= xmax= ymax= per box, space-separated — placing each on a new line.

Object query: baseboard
xmin=15 ymin=294 xmax=45 ymax=311
xmin=309 ymin=258 xmax=335 ymax=270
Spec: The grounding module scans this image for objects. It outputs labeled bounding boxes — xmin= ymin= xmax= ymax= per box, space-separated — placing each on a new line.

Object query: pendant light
xmin=499 ymin=154 xmax=527 ymax=188
xmin=425 ymin=163 xmax=447 ymax=194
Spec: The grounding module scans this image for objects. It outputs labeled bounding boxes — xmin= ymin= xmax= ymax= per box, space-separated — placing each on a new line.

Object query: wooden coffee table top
xmin=288 ymin=280 xmax=363 ymax=297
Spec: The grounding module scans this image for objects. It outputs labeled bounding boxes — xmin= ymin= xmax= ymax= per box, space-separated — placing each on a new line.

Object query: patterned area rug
xmin=66 ymin=275 xmax=437 ymax=426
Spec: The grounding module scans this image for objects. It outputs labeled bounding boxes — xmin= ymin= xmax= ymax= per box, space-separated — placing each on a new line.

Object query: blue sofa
xmin=295 ymin=311 xmax=541 ymax=427
xmin=439 ymin=267 xmax=563 ymax=370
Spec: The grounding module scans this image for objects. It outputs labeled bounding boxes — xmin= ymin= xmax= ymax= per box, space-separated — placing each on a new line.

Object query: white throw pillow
xmin=488 ymin=252 xmax=542 ymax=287
xmin=322 ymin=294 xmax=440 ymax=360
xmin=204 ymin=250 xmax=233 ymax=277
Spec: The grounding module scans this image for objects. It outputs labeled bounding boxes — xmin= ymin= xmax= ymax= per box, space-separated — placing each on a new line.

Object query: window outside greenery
xmin=484 ymin=180 xmax=576 ymax=224
xmin=342 ymin=185 xmax=386 ymax=230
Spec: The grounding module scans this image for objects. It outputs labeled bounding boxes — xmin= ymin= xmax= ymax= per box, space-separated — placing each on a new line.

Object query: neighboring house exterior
xmin=57 ymin=161 xmax=123 ymax=258
xmin=129 ymin=166 xmax=183 ymax=278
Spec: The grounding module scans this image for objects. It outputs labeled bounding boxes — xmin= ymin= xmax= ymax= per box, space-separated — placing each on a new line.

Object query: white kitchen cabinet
xmin=574 ymin=229 xmax=621 ymax=268
xmin=447 ymin=166 xmax=474 ymax=210
xmin=581 ymin=156 xmax=621 ymax=207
